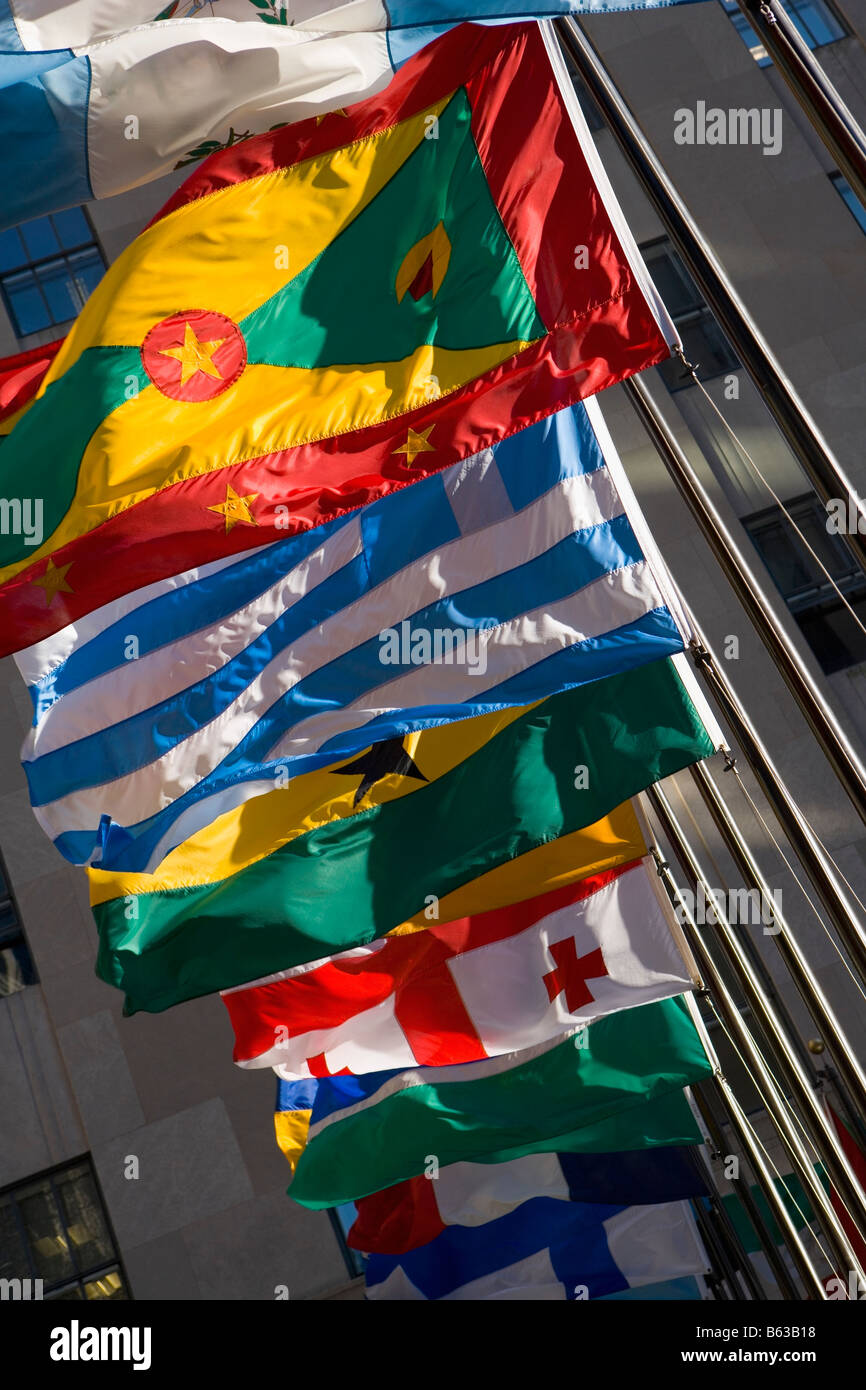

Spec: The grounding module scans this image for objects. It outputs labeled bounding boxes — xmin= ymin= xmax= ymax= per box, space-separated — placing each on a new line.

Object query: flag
xmin=19 ymin=397 xmax=688 ymax=869
xmin=1 ymin=3 xmax=709 ymax=225
xmin=225 ymin=849 xmax=698 ymax=1076
xmin=0 ymin=20 xmax=676 ymax=656
xmin=348 ymin=1146 xmax=709 ymax=1254
xmin=363 ymin=1196 xmax=711 ymax=1299
xmin=824 ymin=1100 xmax=866 ymax=1271
xmin=284 ymin=996 xmax=713 ymax=1208
xmin=89 ymin=657 xmax=715 ymax=1014
xmin=274 ymin=1078 xmax=707 ymax=1197
xmin=0 ymin=338 xmax=61 ymax=438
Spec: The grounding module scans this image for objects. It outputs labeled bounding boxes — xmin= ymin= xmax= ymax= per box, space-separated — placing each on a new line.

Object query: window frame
xmin=0 ymin=209 xmax=107 ymax=341
xmin=0 ymin=1156 xmax=129 ymax=1301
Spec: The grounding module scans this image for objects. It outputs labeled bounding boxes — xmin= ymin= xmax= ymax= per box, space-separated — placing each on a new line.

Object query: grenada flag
xmin=0 ymin=20 xmax=676 ymax=657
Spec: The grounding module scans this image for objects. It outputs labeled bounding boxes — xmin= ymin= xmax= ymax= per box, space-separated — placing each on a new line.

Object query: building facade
xmin=2 ymin=0 xmax=866 ymax=1299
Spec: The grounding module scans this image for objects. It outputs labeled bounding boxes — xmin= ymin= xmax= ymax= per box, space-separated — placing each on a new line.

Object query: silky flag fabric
xmin=89 ymin=658 xmax=715 ymax=1014
xmin=0 ymin=2 xmax=708 ymax=225
xmin=225 ymin=851 xmax=698 ymax=1076
xmin=348 ymin=1146 xmax=709 ymax=1255
xmin=19 ymin=396 xmax=687 ymax=869
xmin=0 ymin=21 xmax=677 ymax=658
xmin=0 ymin=337 xmax=61 ymax=439
xmin=285 ymin=996 xmax=714 ymax=1208
xmin=364 ymin=1195 xmax=710 ymax=1300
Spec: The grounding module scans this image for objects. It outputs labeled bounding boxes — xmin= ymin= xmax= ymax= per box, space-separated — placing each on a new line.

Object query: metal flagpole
xmin=735 ymin=0 xmax=866 ymax=209
xmin=616 ymin=367 xmax=866 ymax=985
xmin=621 ymin=369 xmax=866 ymax=829
xmin=553 ymin=15 xmax=866 ymax=575
xmin=690 ymin=1086 xmax=801 ymax=1299
xmin=690 ymin=1198 xmax=741 ymax=1297
xmin=687 ymin=1144 xmax=769 ymax=1300
xmin=684 ymin=996 xmax=831 ymax=1298
xmin=689 ymin=636 xmax=866 ymax=984
xmin=647 ymin=793 xmax=866 ymax=1284
xmin=689 ymin=758 xmax=866 ymax=1120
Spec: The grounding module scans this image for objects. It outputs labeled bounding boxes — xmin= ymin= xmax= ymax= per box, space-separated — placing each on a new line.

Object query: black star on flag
xmin=334 ymin=736 xmax=428 ymax=807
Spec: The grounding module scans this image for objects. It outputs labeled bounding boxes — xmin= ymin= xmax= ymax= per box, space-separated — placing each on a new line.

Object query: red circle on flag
xmin=141 ymin=309 xmax=246 ymax=402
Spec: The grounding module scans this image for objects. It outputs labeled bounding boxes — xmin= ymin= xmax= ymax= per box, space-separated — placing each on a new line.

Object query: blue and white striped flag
xmin=1 ymin=1 xmax=708 ymax=228
xmin=364 ymin=1194 xmax=712 ymax=1299
xmin=16 ymin=397 xmax=689 ymax=871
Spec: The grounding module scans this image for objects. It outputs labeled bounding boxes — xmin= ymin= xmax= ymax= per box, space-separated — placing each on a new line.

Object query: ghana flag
xmin=89 ymin=656 xmax=715 ymax=1015
xmin=0 ymin=20 xmax=676 ymax=657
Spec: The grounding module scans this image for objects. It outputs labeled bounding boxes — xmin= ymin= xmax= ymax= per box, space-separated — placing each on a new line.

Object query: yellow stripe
xmin=7 ymin=339 xmax=527 ymax=583
xmin=44 ymin=96 xmax=454 ymax=387
xmin=88 ymin=704 xmax=536 ymax=905
xmin=386 ymin=803 xmax=647 ymax=938
xmin=274 ymin=1109 xmax=312 ymax=1176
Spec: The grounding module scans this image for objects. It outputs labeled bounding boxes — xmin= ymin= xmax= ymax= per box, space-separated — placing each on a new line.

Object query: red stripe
xmin=224 ymin=861 xmax=642 ymax=1064
xmin=0 ymin=22 xmax=669 ymax=655
xmin=0 ymin=338 xmax=63 ymax=424
xmin=348 ymin=1175 xmax=445 ymax=1256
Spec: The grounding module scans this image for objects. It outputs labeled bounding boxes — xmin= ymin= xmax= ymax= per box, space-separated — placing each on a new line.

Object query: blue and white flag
xmin=364 ymin=1195 xmax=712 ymax=1299
xmin=2 ymin=1 xmax=707 ymax=228
xmin=16 ymin=397 xmax=688 ymax=871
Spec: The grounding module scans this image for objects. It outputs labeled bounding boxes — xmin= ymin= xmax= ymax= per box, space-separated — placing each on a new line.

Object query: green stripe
xmin=241 ymin=87 xmax=545 ymax=370
xmin=290 ymin=996 xmax=713 ymax=1208
xmin=0 ymin=346 xmax=146 ymax=568
xmin=94 ymin=658 xmax=714 ymax=1014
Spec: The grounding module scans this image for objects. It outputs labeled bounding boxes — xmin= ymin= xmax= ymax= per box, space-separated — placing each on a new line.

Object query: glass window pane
xmin=56 ymin=1166 xmax=113 ymax=1273
xmin=36 ymin=259 xmax=82 ymax=325
xmin=51 ymin=208 xmax=91 ymax=250
xmin=642 ymin=245 xmax=702 ymax=317
xmin=68 ymin=247 xmax=105 ymax=301
xmin=84 ymin=1268 xmax=127 ymax=1300
xmin=44 ymin=1283 xmax=85 ymax=1300
xmin=19 ymin=216 xmax=60 ymax=261
xmin=0 ymin=228 xmax=26 ymax=272
xmin=17 ymin=1180 xmax=75 ymax=1284
xmin=0 ymin=1197 xmax=30 ymax=1282
xmin=3 ymin=271 xmax=51 ymax=335
xmin=0 ymin=940 xmax=38 ymax=997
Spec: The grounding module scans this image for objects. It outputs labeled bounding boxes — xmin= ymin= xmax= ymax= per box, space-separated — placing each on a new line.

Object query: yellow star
xmin=316 ymin=108 xmax=347 ymax=125
xmin=393 ymin=425 xmax=435 ymax=468
xmin=31 ymin=558 xmax=73 ymax=607
xmin=159 ymin=322 xmax=226 ymax=387
xmin=208 ymin=484 xmax=259 ymax=533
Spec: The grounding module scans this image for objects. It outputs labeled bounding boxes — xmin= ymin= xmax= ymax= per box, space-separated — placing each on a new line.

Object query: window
xmin=0 ymin=209 xmax=106 ymax=339
xmin=0 ymin=1160 xmax=128 ymax=1300
xmin=830 ymin=172 xmax=866 ymax=235
xmin=641 ymin=238 xmax=740 ymax=393
xmin=328 ymin=1206 xmax=365 ymax=1279
xmin=744 ymin=494 xmax=866 ymax=673
xmin=0 ymin=857 xmax=37 ymax=998
xmin=720 ymin=0 xmax=847 ymax=67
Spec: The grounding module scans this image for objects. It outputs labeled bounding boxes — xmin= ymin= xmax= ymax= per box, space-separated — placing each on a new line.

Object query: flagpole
xmin=613 ymin=368 xmax=866 ymax=987
xmin=553 ymin=15 xmax=866 ymax=576
xmin=689 ymin=1198 xmax=745 ymax=1297
xmin=688 ymin=1151 xmax=769 ymax=1300
xmin=647 ymin=797 xmax=866 ymax=1284
xmin=689 ymin=758 xmax=866 ymax=1120
xmin=734 ymin=0 xmax=866 ymax=208
xmin=683 ymin=997 xmax=831 ymax=1297
xmin=690 ymin=1087 xmax=802 ymax=1299
xmin=621 ymin=369 xmax=866 ymax=828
